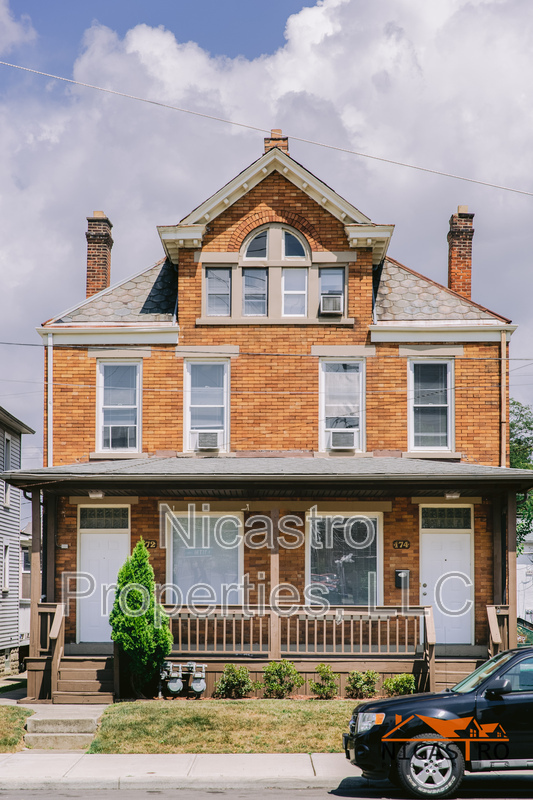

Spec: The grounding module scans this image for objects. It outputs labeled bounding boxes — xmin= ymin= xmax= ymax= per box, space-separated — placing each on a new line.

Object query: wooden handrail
xmin=487 ymin=606 xmax=502 ymax=646
xmin=49 ymin=604 xmax=65 ymax=640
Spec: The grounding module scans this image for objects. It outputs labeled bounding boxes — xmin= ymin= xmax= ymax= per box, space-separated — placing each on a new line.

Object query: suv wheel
xmin=397 ymin=733 xmax=464 ymax=798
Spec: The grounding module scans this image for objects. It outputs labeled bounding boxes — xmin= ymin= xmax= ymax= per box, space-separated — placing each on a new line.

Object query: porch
xmin=25 ymin=599 xmax=513 ymax=702
xmin=5 ymin=454 xmax=532 ymax=703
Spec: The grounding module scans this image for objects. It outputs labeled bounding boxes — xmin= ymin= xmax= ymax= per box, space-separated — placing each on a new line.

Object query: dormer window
xmin=283 ymin=231 xmax=306 ymax=258
xmin=245 ymin=230 xmax=268 ymax=259
xmin=200 ymin=223 xmax=353 ymax=325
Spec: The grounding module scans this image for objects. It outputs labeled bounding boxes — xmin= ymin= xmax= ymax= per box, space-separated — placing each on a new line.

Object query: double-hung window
xmin=98 ymin=362 xmax=141 ymax=452
xmin=185 ymin=361 xmax=229 ymax=451
xmin=320 ymin=361 xmax=363 ymax=451
xmin=242 ymin=268 xmax=268 ymax=316
xmin=282 ymin=268 xmax=307 ymax=316
xmin=410 ymin=361 xmax=453 ymax=450
xmin=206 ymin=268 xmax=231 ymax=316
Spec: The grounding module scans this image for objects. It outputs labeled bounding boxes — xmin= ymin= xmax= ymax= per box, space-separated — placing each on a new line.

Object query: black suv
xmin=343 ymin=647 xmax=533 ymax=798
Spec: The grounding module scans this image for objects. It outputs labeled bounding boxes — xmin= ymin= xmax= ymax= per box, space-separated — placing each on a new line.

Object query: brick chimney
xmin=86 ymin=211 xmax=113 ymax=298
xmin=264 ymin=128 xmax=289 ymax=155
xmin=447 ymin=205 xmax=474 ymax=299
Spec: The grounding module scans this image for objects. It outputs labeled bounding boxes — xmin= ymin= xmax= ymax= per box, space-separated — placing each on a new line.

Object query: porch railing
xmin=165 ymin=604 xmax=435 ymax=663
xmin=487 ymin=604 xmax=509 ymax=656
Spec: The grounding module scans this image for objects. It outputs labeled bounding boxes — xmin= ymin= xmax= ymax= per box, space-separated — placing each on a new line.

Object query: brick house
xmin=5 ymin=130 xmax=533 ymax=703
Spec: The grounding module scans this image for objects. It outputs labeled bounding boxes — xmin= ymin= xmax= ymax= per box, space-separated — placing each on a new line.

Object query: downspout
xmin=500 ymin=331 xmax=507 ymax=467
xmin=47 ymin=333 xmax=53 ymax=467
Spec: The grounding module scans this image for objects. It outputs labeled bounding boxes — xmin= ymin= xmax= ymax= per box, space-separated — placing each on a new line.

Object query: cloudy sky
xmin=1 ymin=0 xmax=532 ymax=474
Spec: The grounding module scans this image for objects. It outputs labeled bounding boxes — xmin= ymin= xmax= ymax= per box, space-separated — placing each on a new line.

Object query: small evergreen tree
xmin=110 ymin=538 xmax=173 ymax=694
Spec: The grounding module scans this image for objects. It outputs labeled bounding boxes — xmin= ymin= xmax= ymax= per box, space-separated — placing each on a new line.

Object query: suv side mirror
xmin=485 ymin=678 xmax=512 ymax=697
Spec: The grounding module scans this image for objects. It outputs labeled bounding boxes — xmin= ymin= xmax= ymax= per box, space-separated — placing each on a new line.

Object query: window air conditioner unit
xmin=320 ymin=293 xmax=343 ymax=314
xmin=330 ymin=430 xmax=355 ymax=450
xmin=197 ymin=431 xmax=220 ymax=450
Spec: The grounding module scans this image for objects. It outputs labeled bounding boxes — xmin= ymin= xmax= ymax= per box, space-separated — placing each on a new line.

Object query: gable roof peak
xmin=158 ymin=140 xmax=394 ymax=264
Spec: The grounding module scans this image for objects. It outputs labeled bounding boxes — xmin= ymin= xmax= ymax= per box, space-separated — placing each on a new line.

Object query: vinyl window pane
xmin=320 ymin=268 xmax=344 ymax=294
xmin=414 ymin=407 xmax=448 ymax=447
xmin=284 ymin=231 xmax=305 ymax=257
xmin=172 ymin=516 xmax=240 ymax=603
xmin=283 ymin=269 xmax=307 ymax=292
xmin=324 ymin=363 xmax=360 ymax=429
xmin=245 ymin=231 xmax=267 ymax=259
xmin=414 ymin=363 xmax=448 ymax=405
xmin=103 ymin=365 xmax=137 ymax=406
xmin=206 ymin=269 xmax=231 ymax=316
xmin=243 ymin=268 xmax=267 ymax=316
xmin=310 ymin=517 xmax=377 ymax=606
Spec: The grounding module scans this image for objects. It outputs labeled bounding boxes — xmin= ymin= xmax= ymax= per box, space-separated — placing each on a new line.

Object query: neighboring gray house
xmin=0 ymin=407 xmax=34 ymax=674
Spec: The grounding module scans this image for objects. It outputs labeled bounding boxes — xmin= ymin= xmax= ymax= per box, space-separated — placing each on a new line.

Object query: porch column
xmin=44 ymin=495 xmax=56 ymax=601
xmin=29 ymin=490 xmax=42 ymax=658
xmin=507 ymin=491 xmax=518 ymax=648
xmin=492 ymin=496 xmax=503 ymax=603
xmin=269 ymin=508 xmax=281 ymax=659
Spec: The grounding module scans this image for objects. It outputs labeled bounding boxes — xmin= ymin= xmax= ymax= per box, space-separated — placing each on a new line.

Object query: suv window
xmin=451 ymin=650 xmax=515 ymax=693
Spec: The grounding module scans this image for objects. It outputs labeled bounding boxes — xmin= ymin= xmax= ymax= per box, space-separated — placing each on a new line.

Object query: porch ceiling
xmin=4 ymin=456 xmax=533 ymax=497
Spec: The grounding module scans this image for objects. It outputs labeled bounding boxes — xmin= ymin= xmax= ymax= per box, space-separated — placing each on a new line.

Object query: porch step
xmin=52 ymin=656 xmax=114 ymax=705
xmin=53 ymin=691 xmax=114 ymax=704
xmin=25 ymin=717 xmax=98 ymax=750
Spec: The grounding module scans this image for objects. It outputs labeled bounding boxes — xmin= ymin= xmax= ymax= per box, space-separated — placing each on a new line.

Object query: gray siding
xmin=0 ymin=425 xmax=22 ymax=651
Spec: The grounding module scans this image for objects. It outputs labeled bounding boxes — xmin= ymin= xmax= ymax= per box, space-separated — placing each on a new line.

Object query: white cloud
xmin=0 ymin=0 xmax=35 ymax=55
xmin=1 ymin=0 xmax=533 ymax=461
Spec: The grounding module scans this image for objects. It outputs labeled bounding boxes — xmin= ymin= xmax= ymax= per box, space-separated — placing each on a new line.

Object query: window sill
xmin=403 ymin=451 xmax=461 ymax=460
xmin=89 ymin=452 xmax=148 ymax=460
xmin=196 ymin=317 xmax=355 ymax=326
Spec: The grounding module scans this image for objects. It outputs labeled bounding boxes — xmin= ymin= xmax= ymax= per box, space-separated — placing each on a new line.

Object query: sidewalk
xmin=0 ymin=752 xmax=361 ymax=790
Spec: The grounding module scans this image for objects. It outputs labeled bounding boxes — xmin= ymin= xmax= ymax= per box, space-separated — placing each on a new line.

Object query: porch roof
xmin=4 ymin=456 xmax=533 ymax=498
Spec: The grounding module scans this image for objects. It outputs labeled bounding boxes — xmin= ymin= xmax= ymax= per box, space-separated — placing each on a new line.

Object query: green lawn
xmin=88 ymin=699 xmax=356 ymax=754
xmin=0 ymin=707 xmax=32 ymax=752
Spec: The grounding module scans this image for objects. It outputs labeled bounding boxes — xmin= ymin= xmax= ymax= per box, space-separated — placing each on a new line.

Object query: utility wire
xmin=1 ymin=60 xmax=533 ymax=197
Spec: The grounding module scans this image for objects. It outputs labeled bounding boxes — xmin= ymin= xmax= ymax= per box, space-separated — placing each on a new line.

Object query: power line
xmin=1 ymin=60 xmax=533 ymax=197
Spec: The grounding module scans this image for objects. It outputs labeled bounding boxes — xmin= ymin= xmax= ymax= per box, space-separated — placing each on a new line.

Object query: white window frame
xmin=319 ymin=360 xmax=365 ymax=452
xmin=2 ymin=542 xmax=9 ymax=593
xmin=282 ymin=267 xmax=308 ymax=317
xmin=3 ymin=434 xmax=11 ymax=507
xmin=205 ymin=267 xmax=232 ymax=316
xmin=184 ymin=360 xmax=230 ymax=453
xmin=408 ymin=359 xmax=454 ymax=452
xmin=319 ymin=267 xmax=346 ymax=314
xmin=165 ymin=510 xmax=244 ymax=604
xmin=305 ymin=510 xmax=384 ymax=607
xmin=96 ymin=360 xmax=142 ymax=454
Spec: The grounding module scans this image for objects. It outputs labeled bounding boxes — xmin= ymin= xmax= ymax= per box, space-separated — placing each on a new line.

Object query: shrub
xmin=345 ymin=669 xmax=380 ymax=699
xmin=309 ymin=663 xmax=340 ymax=700
xmin=109 ymin=538 xmax=173 ymax=695
xmin=262 ymin=660 xmax=305 ymax=699
xmin=382 ymin=673 xmax=416 ymax=697
xmin=212 ymin=665 xmax=259 ymax=699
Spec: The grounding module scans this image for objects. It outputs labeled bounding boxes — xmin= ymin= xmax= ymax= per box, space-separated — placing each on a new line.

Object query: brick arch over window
xmin=227 ymin=210 xmax=326 ymax=252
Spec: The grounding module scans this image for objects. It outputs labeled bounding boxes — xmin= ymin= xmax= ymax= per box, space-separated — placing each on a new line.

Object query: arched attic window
xmin=242 ymin=224 xmax=309 ymax=262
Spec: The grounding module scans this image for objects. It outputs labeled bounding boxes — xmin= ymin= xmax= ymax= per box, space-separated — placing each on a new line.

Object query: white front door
xmin=79 ymin=532 xmax=130 ymax=642
xmin=420 ymin=532 xmax=473 ymax=644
